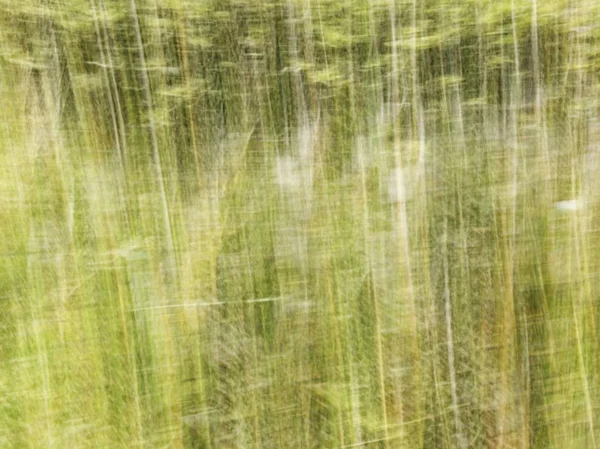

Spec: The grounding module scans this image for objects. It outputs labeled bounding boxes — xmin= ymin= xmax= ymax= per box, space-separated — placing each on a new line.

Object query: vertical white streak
xmin=443 ymin=219 xmax=466 ymax=449
xmin=129 ymin=0 xmax=175 ymax=267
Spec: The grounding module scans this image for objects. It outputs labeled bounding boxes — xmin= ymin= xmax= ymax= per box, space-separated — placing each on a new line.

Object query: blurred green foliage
xmin=1 ymin=0 xmax=600 ymax=448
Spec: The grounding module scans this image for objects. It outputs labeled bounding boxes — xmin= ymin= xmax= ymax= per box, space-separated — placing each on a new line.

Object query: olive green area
xmin=1 ymin=0 xmax=600 ymax=447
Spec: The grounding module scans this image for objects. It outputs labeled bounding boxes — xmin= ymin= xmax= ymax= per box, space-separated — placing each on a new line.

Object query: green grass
xmin=1 ymin=0 xmax=600 ymax=447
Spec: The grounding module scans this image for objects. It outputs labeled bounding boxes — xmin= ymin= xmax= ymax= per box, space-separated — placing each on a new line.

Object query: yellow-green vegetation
xmin=1 ymin=0 xmax=600 ymax=447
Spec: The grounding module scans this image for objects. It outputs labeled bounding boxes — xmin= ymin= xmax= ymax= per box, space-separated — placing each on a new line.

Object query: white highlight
xmin=554 ymin=198 xmax=585 ymax=211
